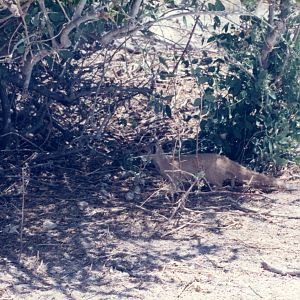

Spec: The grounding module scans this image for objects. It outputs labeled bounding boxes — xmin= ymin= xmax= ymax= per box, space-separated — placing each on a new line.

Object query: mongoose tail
xmin=229 ymin=161 xmax=285 ymax=188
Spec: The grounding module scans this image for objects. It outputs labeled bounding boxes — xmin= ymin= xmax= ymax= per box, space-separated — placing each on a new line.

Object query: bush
xmin=190 ymin=10 xmax=299 ymax=168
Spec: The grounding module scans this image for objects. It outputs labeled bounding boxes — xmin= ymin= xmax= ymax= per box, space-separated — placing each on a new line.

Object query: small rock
xmin=78 ymin=201 xmax=89 ymax=209
xmin=42 ymin=219 xmax=57 ymax=231
xmin=4 ymin=224 xmax=19 ymax=234
xmin=125 ymin=192 xmax=135 ymax=201
xmin=134 ymin=185 xmax=141 ymax=195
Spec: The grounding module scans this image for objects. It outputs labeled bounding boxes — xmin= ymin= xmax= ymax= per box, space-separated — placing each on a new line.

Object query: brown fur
xmin=151 ymin=144 xmax=284 ymax=189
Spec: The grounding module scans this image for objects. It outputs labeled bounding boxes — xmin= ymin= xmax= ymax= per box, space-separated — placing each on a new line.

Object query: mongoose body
xmin=151 ymin=144 xmax=284 ymax=189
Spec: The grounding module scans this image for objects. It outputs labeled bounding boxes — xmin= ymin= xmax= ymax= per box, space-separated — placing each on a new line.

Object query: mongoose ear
xmin=147 ymin=137 xmax=164 ymax=154
xmin=154 ymin=142 xmax=164 ymax=154
xmin=145 ymin=141 xmax=157 ymax=154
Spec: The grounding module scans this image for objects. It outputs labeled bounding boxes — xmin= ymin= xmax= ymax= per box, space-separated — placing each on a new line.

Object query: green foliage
xmin=148 ymin=94 xmax=174 ymax=118
xmin=240 ymin=0 xmax=260 ymax=11
xmin=190 ymin=15 xmax=300 ymax=167
xmin=0 ymin=0 xmax=298 ymax=168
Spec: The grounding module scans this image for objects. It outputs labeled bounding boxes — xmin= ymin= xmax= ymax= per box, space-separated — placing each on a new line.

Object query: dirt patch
xmin=1 ymin=164 xmax=299 ymax=299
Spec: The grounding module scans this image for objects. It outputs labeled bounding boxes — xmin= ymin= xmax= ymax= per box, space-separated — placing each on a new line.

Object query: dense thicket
xmin=0 ymin=0 xmax=299 ymax=168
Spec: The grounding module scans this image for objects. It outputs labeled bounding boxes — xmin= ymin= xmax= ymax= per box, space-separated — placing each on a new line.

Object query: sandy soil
xmin=1 ymin=173 xmax=299 ymax=300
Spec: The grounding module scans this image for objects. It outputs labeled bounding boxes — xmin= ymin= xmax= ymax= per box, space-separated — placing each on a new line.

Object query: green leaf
xmin=119 ymin=118 xmax=127 ymax=126
xmin=197 ymin=76 xmax=209 ymax=84
xmin=223 ymin=22 xmax=229 ymax=33
xmin=59 ymin=50 xmax=74 ymax=59
xmin=49 ymin=12 xmax=65 ymax=23
xmin=45 ymin=56 xmax=54 ymax=67
xmin=214 ymin=16 xmax=221 ymax=29
xmin=193 ymin=98 xmax=202 ymax=106
xmin=74 ymin=31 xmax=82 ymax=41
xmin=159 ymin=56 xmax=168 ymax=68
xmin=162 ymin=95 xmax=174 ymax=101
xmin=273 ymin=157 xmax=288 ymax=165
xmin=229 ymin=78 xmax=242 ymax=96
xmin=208 ymin=3 xmax=215 ymax=11
xmin=184 ymin=115 xmax=192 ymax=122
xmin=214 ymin=58 xmax=225 ymax=64
xmin=130 ymin=118 xmax=138 ymax=129
xmin=244 ymin=119 xmax=253 ymax=130
xmin=17 ymin=45 xmax=25 ymax=54
xmin=31 ymin=15 xmax=40 ymax=26
xmin=269 ymin=91 xmax=276 ymax=100
xmin=182 ymin=60 xmax=189 ymax=68
xmin=165 ymin=105 xmax=172 ymax=118
xmin=232 ymin=127 xmax=242 ymax=139
xmin=215 ymin=0 xmax=225 ymax=11
xmin=192 ymin=67 xmax=202 ymax=77
xmin=154 ymin=102 xmax=162 ymax=114
xmin=204 ymin=94 xmax=215 ymax=102
xmin=208 ymin=66 xmax=215 ymax=73
xmin=207 ymin=36 xmax=216 ymax=43
xmin=240 ymin=15 xmax=251 ymax=22
xmin=159 ymin=71 xmax=169 ymax=80
xmin=208 ymin=77 xmax=214 ymax=87
xmin=268 ymin=141 xmax=273 ymax=154
xmin=201 ymin=57 xmax=213 ymax=65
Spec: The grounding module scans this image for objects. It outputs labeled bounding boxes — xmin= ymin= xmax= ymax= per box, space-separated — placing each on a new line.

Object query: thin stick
xmin=169 ymin=180 xmax=197 ymax=219
xmin=135 ymin=205 xmax=169 ymax=220
xmin=19 ymin=166 xmax=27 ymax=262
xmin=139 ymin=186 xmax=166 ymax=207
xmin=261 ymin=261 xmax=300 ymax=277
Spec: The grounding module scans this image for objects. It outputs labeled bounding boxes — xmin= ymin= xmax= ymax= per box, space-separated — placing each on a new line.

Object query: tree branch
xmin=22 ymin=10 xmax=110 ymax=91
xmin=60 ymin=11 xmax=109 ymax=48
xmin=260 ymin=20 xmax=286 ymax=69
xmin=72 ymin=0 xmax=87 ymax=20
xmin=129 ymin=0 xmax=143 ymax=19
xmin=38 ymin=0 xmax=58 ymax=49
xmin=0 ymin=81 xmax=12 ymax=148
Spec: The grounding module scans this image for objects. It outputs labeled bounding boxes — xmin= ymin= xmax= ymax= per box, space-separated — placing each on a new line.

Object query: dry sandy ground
xmin=1 ymin=183 xmax=299 ymax=300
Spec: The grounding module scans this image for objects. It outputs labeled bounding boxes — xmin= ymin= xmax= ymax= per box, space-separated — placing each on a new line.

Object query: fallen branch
xmin=261 ymin=261 xmax=300 ymax=277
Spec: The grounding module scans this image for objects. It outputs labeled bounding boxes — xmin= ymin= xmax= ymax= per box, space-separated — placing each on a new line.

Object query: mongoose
xmin=151 ymin=143 xmax=284 ymax=189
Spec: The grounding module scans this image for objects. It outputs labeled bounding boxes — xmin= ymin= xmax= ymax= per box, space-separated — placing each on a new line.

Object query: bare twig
xmin=72 ymin=0 xmax=87 ymax=20
xmin=0 ymin=132 xmax=43 ymax=150
xmin=22 ymin=9 xmax=110 ymax=91
xmin=177 ymin=279 xmax=195 ymax=297
xmin=129 ymin=0 xmax=143 ymax=19
xmin=38 ymin=0 xmax=58 ymax=48
xmin=172 ymin=16 xmax=199 ymax=74
xmin=169 ymin=179 xmax=197 ymax=219
xmin=15 ymin=0 xmax=33 ymax=61
xmin=261 ymin=261 xmax=300 ymax=277
xmin=56 ymin=0 xmax=70 ymax=21
xmin=60 ymin=11 xmax=109 ymax=48
xmin=260 ymin=20 xmax=286 ymax=68
xmin=19 ymin=164 xmax=29 ymax=262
